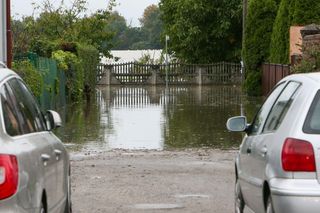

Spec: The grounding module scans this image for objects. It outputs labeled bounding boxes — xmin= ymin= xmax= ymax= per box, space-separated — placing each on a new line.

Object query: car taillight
xmin=282 ymin=138 xmax=316 ymax=172
xmin=0 ymin=155 xmax=18 ymax=200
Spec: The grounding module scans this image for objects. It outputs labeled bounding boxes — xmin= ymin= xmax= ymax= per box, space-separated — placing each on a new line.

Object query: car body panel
xmin=0 ymin=67 xmax=69 ymax=213
xmin=232 ymin=73 xmax=320 ymax=213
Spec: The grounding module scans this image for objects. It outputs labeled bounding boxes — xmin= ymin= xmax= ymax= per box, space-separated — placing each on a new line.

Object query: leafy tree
xmin=139 ymin=5 xmax=163 ymax=49
xmin=269 ymin=0 xmax=292 ymax=64
xmin=159 ymin=0 xmax=242 ymax=63
xmin=12 ymin=17 xmax=36 ymax=55
xmin=12 ymin=0 xmax=114 ymax=58
xmin=242 ymin=0 xmax=279 ymax=96
xmin=269 ymin=0 xmax=320 ymax=64
xmin=291 ymin=0 xmax=320 ymax=24
xmin=108 ymin=12 xmax=128 ymax=49
xmin=75 ymin=10 xmax=114 ymax=57
xmin=110 ymin=6 xmax=163 ymax=50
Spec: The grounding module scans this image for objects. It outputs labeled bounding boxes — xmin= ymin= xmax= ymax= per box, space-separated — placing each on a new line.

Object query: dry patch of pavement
xmin=70 ymin=149 xmax=243 ymax=213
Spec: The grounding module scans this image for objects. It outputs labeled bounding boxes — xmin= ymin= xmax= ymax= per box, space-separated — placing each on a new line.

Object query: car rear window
xmin=303 ymin=90 xmax=320 ymax=134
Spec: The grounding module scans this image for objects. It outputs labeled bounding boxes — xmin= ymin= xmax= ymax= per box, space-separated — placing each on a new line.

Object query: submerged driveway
xmin=70 ymin=149 xmax=237 ymax=213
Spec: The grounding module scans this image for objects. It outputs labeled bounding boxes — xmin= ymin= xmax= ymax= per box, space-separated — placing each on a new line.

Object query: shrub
xmin=292 ymin=42 xmax=320 ymax=73
xmin=12 ymin=60 xmax=43 ymax=98
xmin=52 ymin=50 xmax=83 ymax=101
xmin=77 ymin=44 xmax=100 ymax=95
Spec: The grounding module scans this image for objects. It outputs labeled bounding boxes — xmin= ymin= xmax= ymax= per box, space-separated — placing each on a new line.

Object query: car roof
xmin=0 ymin=67 xmax=19 ymax=83
xmin=281 ymin=72 xmax=320 ymax=85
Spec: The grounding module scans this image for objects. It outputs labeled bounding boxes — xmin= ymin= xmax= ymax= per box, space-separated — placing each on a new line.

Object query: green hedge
xmin=52 ymin=50 xmax=83 ymax=101
xmin=77 ymin=44 xmax=100 ymax=94
xmin=269 ymin=0 xmax=320 ymax=64
xmin=269 ymin=0 xmax=292 ymax=64
xmin=12 ymin=60 xmax=43 ymax=98
xmin=243 ymin=0 xmax=279 ymax=95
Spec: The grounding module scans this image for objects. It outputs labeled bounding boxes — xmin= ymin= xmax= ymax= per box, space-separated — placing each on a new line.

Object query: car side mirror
xmin=226 ymin=116 xmax=247 ymax=132
xmin=46 ymin=110 xmax=62 ymax=130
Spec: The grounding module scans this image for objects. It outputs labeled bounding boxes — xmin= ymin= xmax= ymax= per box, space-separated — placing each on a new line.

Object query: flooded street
xmin=57 ymin=86 xmax=261 ymax=152
xmin=61 ymin=86 xmax=261 ymax=213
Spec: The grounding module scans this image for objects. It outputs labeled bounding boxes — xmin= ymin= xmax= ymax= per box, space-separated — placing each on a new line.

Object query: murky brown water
xmin=56 ymin=86 xmax=262 ymax=152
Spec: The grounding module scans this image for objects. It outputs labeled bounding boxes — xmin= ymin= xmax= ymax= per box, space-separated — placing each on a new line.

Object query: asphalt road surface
xmin=70 ymin=149 xmax=254 ymax=213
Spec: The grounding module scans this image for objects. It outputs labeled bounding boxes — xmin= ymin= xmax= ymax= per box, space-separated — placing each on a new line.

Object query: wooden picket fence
xmin=97 ymin=62 xmax=242 ymax=85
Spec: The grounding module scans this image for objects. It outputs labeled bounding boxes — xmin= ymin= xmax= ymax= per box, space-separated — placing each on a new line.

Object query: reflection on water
xmin=56 ymin=86 xmax=262 ymax=151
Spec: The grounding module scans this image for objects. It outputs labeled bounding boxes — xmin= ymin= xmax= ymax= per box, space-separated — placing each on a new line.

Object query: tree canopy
xmin=269 ymin=0 xmax=320 ymax=64
xmin=159 ymin=0 xmax=242 ymax=63
xmin=110 ymin=5 xmax=163 ymax=50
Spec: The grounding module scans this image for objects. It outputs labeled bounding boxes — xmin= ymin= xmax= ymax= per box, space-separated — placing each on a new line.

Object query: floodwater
xmin=56 ymin=86 xmax=262 ymax=152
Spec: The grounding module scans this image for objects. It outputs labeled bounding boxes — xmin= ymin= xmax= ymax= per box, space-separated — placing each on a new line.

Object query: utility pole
xmin=0 ymin=0 xmax=11 ymax=68
xmin=0 ymin=0 xmax=7 ymax=65
xmin=242 ymin=0 xmax=248 ymax=77
xmin=6 ymin=0 xmax=12 ymax=68
xmin=165 ymin=35 xmax=169 ymax=88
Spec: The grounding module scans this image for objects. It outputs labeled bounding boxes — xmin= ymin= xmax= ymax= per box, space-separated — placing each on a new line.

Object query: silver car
xmin=227 ymin=73 xmax=320 ymax=213
xmin=0 ymin=65 xmax=71 ymax=212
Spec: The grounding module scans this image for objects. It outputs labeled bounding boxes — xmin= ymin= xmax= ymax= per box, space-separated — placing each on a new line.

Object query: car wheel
xmin=266 ymin=195 xmax=274 ymax=213
xmin=40 ymin=202 xmax=46 ymax=213
xmin=235 ymin=178 xmax=245 ymax=213
xmin=64 ymin=175 xmax=72 ymax=213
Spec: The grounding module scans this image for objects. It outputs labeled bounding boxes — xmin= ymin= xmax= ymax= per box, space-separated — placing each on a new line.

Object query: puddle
xmin=56 ymin=86 xmax=262 ymax=152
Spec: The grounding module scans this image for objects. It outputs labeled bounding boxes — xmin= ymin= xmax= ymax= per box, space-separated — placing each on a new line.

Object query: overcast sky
xmin=11 ymin=0 xmax=160 ymax=27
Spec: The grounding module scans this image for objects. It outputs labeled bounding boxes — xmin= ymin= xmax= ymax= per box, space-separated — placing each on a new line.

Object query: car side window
xmin=249 ymin=82 xmax=286 ymax=135
xmin=7 ymin=78 xmax=46 ymax=134
xmin=0 ymin=84 xmax=23 ymax=136
xmin=263 ymin=81 xmax=300 ymax=133
xmin=303 ymin=91 xmax=320 ymax=134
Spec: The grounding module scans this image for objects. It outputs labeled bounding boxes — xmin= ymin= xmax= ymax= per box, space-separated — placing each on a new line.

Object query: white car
xmin=227 ymin=73 xmax=320 ymax=213
xmin=0 ymin=64 xmax=71 ymax=213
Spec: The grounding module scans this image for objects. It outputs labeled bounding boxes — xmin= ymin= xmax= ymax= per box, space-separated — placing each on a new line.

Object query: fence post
xmin=147 ymin=66 xmax=164 ymax=85
xmin=196 ymin=66 xmax=202 ymax=85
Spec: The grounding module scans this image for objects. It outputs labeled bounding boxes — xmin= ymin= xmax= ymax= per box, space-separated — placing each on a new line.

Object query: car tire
xmin=40 ymin=202 xmax=46 ymax=213
xmin=266 ymin=195 xmax=274 ymax=213
xmin=235 ymin=178 xmax=245 ymax=213
xmin=64 ymin=175 xmax=72 ymax=213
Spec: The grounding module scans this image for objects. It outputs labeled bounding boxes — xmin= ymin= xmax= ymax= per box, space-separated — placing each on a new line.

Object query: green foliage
xmin=135 ymin=52 xmax=164 ymax=64
xmin=243 ymin=70 xmax=262 ymax=96
xmin=243 ymin=0 xmax=279 ymax=96
xmin=160 ymin=0 xmax=242 ymax=63
xmin=77 ymin=44 xmax=100 ymax=93
xmin=292 ymin=43 xmax=320 ymax=73
xmin=52 ymin=50 xmax=83 ymax=101
xmin=139 ymin=5 xmax=163 ymax=49
xmin=52 ymin=50 xmax=79 ymax=71
xmin=269 ymin=0 xmax=320 ymax=64
xmin=269 ymin=0 xmax=291 ymax=64
xmin=12 ymin=0 xmax=114 ymax=58
xmin=291 ymin=0 xmax=320 ymax=25
xmin=12 ymin=60 xmax=43 ymax=98
xmin=110 ymin=7 xmax=163 ymax=50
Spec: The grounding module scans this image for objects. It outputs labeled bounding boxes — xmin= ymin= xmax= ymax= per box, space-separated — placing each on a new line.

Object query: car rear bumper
xmin=0 ymin=196 xmax=38 ymax=213
xmin=270 ymin=178 xmax=320 ymax=213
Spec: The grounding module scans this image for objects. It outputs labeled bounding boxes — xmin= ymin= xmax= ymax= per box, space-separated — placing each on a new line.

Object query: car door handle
xmin=54 ymin=149 xmax=62 ymax=156
xmin=41 ymin=154 xmax=51 ymax=161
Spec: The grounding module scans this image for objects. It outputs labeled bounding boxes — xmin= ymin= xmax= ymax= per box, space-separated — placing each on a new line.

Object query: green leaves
xmin=243 ymin=0 xmax=279 ymax=95
xmin=160 ymin=0 xmax=242 ymax=63
xmin=12 ymin=60 xmax=43 ymax=98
